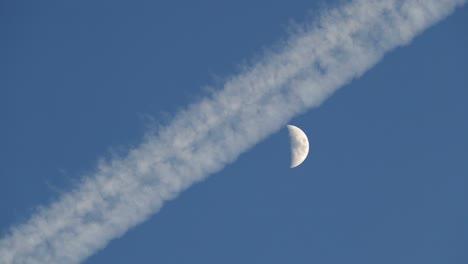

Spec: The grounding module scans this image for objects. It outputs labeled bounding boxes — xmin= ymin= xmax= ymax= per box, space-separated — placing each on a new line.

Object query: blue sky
xmin=1 ymin=1 xmax=467 ymax=263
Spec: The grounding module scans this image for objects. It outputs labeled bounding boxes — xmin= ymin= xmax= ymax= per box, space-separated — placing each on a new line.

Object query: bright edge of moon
xmin=287 ymin=125 xmax=309 ymax=168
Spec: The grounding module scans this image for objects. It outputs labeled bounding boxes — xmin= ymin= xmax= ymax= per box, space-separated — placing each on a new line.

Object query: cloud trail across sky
xmin=0 ymin=0 xmax=465 ymax=263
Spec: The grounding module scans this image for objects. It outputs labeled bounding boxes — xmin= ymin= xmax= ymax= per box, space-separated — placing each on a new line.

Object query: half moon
xmin=287 ymin=125 xmax=309 ymax=168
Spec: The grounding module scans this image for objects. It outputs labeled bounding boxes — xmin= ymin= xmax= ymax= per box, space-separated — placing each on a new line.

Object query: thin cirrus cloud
xmin=0 ymin=0 xmax=465 ymax=263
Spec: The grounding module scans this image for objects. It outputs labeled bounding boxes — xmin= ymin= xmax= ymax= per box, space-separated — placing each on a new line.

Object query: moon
xmin=287 ymin=125 xmax=309 ymax=168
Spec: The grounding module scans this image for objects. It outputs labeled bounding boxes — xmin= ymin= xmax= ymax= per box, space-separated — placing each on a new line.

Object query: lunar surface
xmin=287 ymin=125 xmax=309 ymax=168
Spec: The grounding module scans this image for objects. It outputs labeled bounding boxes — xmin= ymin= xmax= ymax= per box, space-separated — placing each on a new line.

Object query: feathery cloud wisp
xmin=0 ymin=0 xmax=465 ymax=263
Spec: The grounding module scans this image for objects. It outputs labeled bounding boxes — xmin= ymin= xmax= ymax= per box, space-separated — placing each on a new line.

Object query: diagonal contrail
xmin=0 ymin=0 xmax=465 ymax=263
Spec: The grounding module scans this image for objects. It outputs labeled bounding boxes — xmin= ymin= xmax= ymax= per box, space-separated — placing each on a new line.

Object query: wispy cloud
xmin=0 ymin=0 xmax=465 ymax=263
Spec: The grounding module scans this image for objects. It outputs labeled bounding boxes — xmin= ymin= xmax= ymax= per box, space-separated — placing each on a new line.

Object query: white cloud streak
xmin=0 ymin=0 xmax=465 ymax=263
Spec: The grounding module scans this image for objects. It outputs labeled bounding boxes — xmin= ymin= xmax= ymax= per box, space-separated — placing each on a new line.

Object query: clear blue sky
xmin=1 ymin=1 xmax=467 ymax=263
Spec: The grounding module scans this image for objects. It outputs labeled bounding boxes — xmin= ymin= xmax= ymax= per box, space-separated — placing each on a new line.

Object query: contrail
xmin=0 ymin=0 xmax=465 ymax=263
